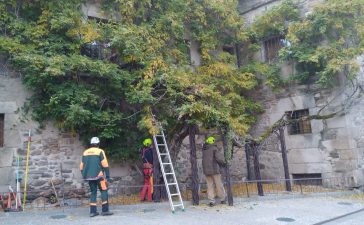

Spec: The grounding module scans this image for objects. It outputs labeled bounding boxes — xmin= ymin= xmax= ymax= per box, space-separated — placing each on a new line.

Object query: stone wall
xmin=0 ymin=62 xmax=247 ymax=197
xmin=239 ymin=0 xmax=324 ymax=24
xmin=0 ymin=67 xmax=85 ymax=193
xmin=2 ymin=0 xmax=362 ymax=201
xmin=238 ymin=0 xmax=364 ymax=186
xmin=0 ymin=64 xmax=144 ymax=195
xmin=248 ymin=75 xmax=364 ymax=185
xmin=175 ymin=135 xmax=247 ymax=184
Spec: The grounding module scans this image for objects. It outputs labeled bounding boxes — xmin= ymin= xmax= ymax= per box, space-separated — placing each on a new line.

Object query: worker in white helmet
xmin=80 ymin=137 xmax=113 ymax=217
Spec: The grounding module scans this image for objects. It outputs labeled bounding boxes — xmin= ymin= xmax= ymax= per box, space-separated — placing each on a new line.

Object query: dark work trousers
xmin=89 ymin=179 xmax=109 ymax=213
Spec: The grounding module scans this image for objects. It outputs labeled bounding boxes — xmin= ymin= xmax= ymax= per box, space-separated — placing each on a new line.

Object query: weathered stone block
xmin=286 ymin=133 xmax=321 ymax=150
xmin=61 ymin=169 xmax=72 ymax=173
xmin=322 ymin=129 xmax=338 ymax=140
xmin=62 ymin=161 xmax=77 ymax=166
xmin=321 ymin=139 xmax=351 ymax=151
xmin=4 ymin=129 xmax=21 ymax=147
xmin=326 ymin=116 xmax=347 ymax=129
xmin=329 ymin=150 xmax=339 ymax=158
xmin=36 ymin=161 xmax=48 ymax=166
xmin=289 ymin=163 xmax=329 ymax=174
xmin=310 ymin=119 xmax=323 ymax=134
xmin=31 ymin=180 xmax=47 ymax=187
xmin=0 ymin=102 xmax=17 ymax=113
xmin=41 ymin=173 xmax=52 ymax=178
xmin=0 ymin=147 xmax=14 ymax=167
xmin=30 ymin=150 xmax=41 ymax=156
xmin=48 ymin=179 xmax=63 ymax=186
xmin=0 ymin=167 xmax=13 ymax=185
xmin=288 ymin=148 xmax=323 ymax=163
xmin=270 ymin=95 xmax=315 ymax=116
xmin=338 ymin=150 xmax=355 ymax=160
xmin=333 ymin=160 xmax=356 ymax=172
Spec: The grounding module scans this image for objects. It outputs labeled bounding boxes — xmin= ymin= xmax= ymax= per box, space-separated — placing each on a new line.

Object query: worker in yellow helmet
xmin=140 ymin=138 xmax=154 ymax=201
xmin=202 ymin=136 xmax=227 ymax=207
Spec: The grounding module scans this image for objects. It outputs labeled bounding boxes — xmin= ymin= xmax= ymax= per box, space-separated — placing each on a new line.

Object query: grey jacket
xmin=202 ymin=143 xmax=226 ymax=176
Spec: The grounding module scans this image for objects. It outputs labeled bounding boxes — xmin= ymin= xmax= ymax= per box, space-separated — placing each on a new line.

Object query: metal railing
xmin=0 ymin=177 xmax=361 ymax=210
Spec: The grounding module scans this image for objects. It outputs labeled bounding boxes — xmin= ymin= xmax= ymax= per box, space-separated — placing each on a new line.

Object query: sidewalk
xmin=1 ymin=193 xmax=364 ymax=225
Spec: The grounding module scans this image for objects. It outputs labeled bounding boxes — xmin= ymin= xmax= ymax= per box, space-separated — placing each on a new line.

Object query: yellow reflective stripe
xmin=101 ymin=159 xmax=108 ymax=168
xmin=100 ymin=179 xmax=107 ymax=190
xmin=150 ymin=176 xmax=153 ymax=194
xmin=101 ymin=150 xmax=109 ymax=167
xmin=102 ymin=201 xmax=108 ymax=205
xmin=83 ymin=147 xmax=102 ymax=156
xmin=90 ymin=203 xmax=97 ymax=206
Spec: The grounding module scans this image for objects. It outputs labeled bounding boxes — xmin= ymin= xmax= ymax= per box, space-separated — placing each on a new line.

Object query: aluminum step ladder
xmin=153 ymin=129 xmax=185 ymax=213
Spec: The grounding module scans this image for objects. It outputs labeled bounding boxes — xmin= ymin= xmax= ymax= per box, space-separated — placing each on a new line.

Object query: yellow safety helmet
xmin=205 ymin=136 xmax=215 ymax=144
xmin=143 ymin=138 xmax=152 ymax=147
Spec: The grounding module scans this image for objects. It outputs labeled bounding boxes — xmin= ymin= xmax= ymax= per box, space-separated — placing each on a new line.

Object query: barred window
xmin=292 ymin=173 xmax=322 ymax=186
xmin=0 ymin=114 xmax=4 ymax=147
xmin=286 ymin=109 xmax=312 ymax=135
xmin=263 ymin=36 xmax=289 ymax=63
xmin=80 ymin=42 xmax=112 ymax=60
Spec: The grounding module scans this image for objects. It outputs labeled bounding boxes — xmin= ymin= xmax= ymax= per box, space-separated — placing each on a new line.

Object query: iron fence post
xmin=245 ymin=183 xmax=250 ymax=198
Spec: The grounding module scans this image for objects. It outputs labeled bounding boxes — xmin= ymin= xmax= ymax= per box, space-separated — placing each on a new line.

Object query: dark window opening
xmin=182 ymin=39 xmax=191 ymax=65
xmin=292 ymin=173 xmax=322 ymax=186
xmin=80 ymin=41 xmax=113 ymax=60
xmin=222 ymin=45 xmax=235 ymax=55
xmin=286 ymin=109 xmax=312 ymax=135
xmin=0 ymin=114 xmax=4 ymax=147
xmin=87 ymin=16 xmax=110 ymax=24
xmin=263 ymin=36 xmax=289 ymax=63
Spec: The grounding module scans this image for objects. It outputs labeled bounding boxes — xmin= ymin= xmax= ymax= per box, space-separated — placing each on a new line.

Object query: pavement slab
xmin=1 ymin=194 xmax=364 ymax=225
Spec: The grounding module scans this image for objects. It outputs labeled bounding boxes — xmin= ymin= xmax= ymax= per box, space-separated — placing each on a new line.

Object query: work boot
xmin=101 ymin=211 xmax=114 ymax=216
xmin=209 ymin=202 xmax=215 ymax=207
xmin=90 ymin=212 xmax=99 ymax=217
xmin=221 ymin=198 xmax=227 ymax=204
xmin=90 ymin=205 xmax=99 ymax=217
xmin=101 ymin=203 xmax=113 ymax=216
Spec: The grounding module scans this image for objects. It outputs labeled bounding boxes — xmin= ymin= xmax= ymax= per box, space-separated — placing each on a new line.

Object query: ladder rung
xmin=170 ymin=193 xmax=179 ymax=196
xmin=157 ymin=144 xmax=165 ymax=146
xmin=155 ymin=135 xmax=163 ymax=137
xmin=165 ymin=173 xmax=173 ymax=175
xmin=168 ymin=183 xmax=177 ymax=185
xmin=160 ymin=153 xmax=168 ymax=155
xmin=173 ymin=204 xmax=183 ymax=207
xmin=162 ymin=162 xmax=171 ymax=165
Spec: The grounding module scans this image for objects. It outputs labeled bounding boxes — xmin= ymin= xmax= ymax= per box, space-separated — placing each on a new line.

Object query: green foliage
xmin=4 ymin=0 xmax=361 ymax=160
xmin=281 ymin=0 xmax=364 ymax=86
xmin=242 ymin=62 xmax=284 ymax=92
xmin=250 ymin=0 xmax=300 ymax=40
xmin=248 ymin=0 xmax=364 ymax=89
xmin=0 ymin=0 xmax=260 ymax=160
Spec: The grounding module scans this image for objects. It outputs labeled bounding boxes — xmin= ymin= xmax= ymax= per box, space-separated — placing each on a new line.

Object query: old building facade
xmin=0 ymin=0 xmax=363 ymax=197
xmin=239 ymin=0 xmax=364 ymax=187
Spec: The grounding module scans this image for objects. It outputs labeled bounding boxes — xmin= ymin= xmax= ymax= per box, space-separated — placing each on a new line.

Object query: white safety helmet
xmin=90 ymin=137 xmax=100 ymax=145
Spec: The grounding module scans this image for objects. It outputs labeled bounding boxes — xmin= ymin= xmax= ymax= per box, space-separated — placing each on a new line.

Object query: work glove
xmin=106 ymin=177 xmax=113 ymax=183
